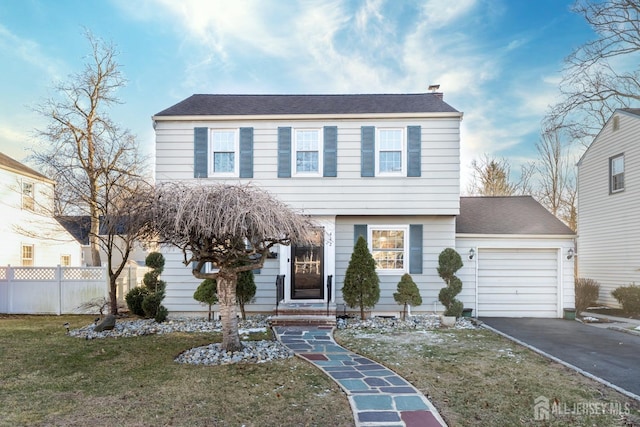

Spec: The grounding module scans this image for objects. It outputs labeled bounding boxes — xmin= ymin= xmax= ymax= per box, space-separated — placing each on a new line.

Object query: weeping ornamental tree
xmin=150 ymin=182 xmax=312 ymax=352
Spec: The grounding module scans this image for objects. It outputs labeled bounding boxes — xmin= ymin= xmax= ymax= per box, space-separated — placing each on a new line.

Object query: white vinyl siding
xmin=155 ymin=117 xmax=461 ymax=215
xmin=578 ymin=110 xmax=640 ymax=307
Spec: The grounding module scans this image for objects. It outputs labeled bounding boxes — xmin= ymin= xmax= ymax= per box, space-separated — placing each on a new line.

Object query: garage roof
xmin=457 ymin=196 xmax=575 ymax=235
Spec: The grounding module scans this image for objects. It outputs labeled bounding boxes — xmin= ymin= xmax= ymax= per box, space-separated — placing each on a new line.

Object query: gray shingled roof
xmin=155 ymin=93 xmax=459 ymax=116
xmin=457 ymin=196 xmax=575 ymax=235
xmin=620 ymin=108 xmax=640 ymax=117
xmin=0 ymin=152 xmax=50 ymax=182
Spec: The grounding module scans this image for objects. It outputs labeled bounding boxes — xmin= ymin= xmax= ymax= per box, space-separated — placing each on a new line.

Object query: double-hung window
xmin=294 ymin=129 xmax=322 ymax=175
xmin=22 ymin=181 xmax=34 ymax=211
xmin=61 ymin=254 xmax=71 ymax=266
xmin=210 ymin=130 xmax=238 ymax=176
xmin=370 ymin=226 xmax=407 ymax=273
xmin=377 ymin=129 xmax=405 ymax=175
xmin=610 ymin=154 xmax=625 ymax=193
xmin=22 ymin=244 xmax=34 ymax=266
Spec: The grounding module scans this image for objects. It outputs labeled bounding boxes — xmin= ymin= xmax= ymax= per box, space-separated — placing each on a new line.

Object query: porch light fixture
xmin=567 ymin=248 xmax=575 ymax=260
xmin=468 ymin=248 xmax=475 ymax=260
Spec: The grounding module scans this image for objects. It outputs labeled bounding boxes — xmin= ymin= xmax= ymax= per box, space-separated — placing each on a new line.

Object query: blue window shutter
xmin=239 ymin=127 xmax=254 ymax=178
xmin=323 ymin=126 xmax=338 ymax=177
xmin=354 ymin=224 xmax=367 ymax=245
xmin=409 ymin=224 xmax=423 ymax=274
xmin=407 ymin=126 xmax=421 ymax=177
xmin=194 ymin=127 xmax=208 ymax=178
xmin=278 ymin=127 xmax=292 ymax=178
xmin=361 ymin=126 xmax=375 ymax=177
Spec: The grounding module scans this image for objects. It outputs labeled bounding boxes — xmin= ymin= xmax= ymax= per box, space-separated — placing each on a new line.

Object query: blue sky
xmin=0 ymin=0 xmax=593 ymax=187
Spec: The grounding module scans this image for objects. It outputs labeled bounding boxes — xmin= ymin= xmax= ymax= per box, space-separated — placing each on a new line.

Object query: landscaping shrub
xmin=342 ymin=236 xmax=380 ymax=320
xmin=393 ymin=273 xmax=422 ymax=320
xmin=136 ymin=252 xmax=169 ymax=322
xmin=575 ymin=278 xmax=600 ymax=314
xmin=437 ymin=248 xmax=464 ymax=318
xmin=237 ymin=270 xmax=256 ymax=320
xmin=194 ymin=279 xmax=218 ymax=321
xmin=125 ymin=286 xmax=149 ymax=317
xmin=612 ymin=284 xmax=640 ymax=316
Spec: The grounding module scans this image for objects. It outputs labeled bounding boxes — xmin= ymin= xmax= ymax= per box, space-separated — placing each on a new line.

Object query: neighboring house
xmin=153 ymin=93 xmax=575 ymax=318
xmin=577 ymin=108 xmax=640 ymax=307
xmin=0 ymin=152 xmax=81 ymax=267
xmin=57 ymin=215 xmax=155 ymax=268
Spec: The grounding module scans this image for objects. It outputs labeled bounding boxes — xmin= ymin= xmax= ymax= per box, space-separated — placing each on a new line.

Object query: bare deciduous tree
xmin=535 ymin=130 xmax=577 ymax=231
xmin=467 ymin=155 xmax=534 ymax=196
xmin=31 ymin=31 xmax=142 ymax=267
xmin=150 ymin=182 xmax=313 ymax=352
xmin=545 ymin=0 xmax=640 ymax=144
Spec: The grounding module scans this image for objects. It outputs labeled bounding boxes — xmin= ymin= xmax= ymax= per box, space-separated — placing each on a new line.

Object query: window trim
xmin=21 ymin=244 xmax=34 ymax=266
xmin=369 ymin=225 xmax=409 ymax=274
xmin=292 ymin=128 xmax=323 ymax=177
xmin=610 ymin=153 xmax=625 ymax=194
xmin=209 ymin=129 xmax=239 ymax=177
xmin=375 ymin=128 xmax=406 ymax=176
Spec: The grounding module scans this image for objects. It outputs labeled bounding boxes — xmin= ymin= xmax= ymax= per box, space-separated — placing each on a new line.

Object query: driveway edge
xmin=480 ymin=323 xmax=640 ymax=403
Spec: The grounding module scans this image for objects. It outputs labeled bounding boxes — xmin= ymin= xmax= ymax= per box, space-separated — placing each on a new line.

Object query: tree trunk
xmin=89 ymin=202 xmax=101 ymax=267
xmin=108 ymin=266 xmax=119 ymax=315
xmin=240 ymin=302 xmax=246 ymax=321
xmin=360 ymin=304 xmax=365 ymax=321
xmin=217 ymin=272 xmax=242 ymax=352
xmin=207 ymin=304 xmax=212 ymax=322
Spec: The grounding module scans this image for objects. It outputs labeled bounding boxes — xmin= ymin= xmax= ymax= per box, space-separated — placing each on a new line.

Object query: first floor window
xmin=61 ymin=254 xmax=71 ymax=266
xmin=211 ymin=130 xmax=237 ymax=174
xmin=295 ymin=129 xmax=321 ymax=174
xmin=610 ymin=154 xmax=625 ymax=193
xmin=370 ymin=227 xmax=407 ymax=272
xmin=22 ymin=244 xmax=34 ymax=266
xmin=377 ymin=129 xmax=404 ymax=174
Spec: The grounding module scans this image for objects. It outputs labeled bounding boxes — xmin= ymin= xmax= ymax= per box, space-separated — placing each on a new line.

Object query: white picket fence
xmin=0 ymin=265 xmax=146 ymax=315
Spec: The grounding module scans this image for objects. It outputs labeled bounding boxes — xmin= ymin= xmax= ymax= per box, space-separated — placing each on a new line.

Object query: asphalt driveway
xmin=481 ymin=317 xmax=640 ymax=398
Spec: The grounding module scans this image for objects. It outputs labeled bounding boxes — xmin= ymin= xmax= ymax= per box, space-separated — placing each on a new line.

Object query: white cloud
xmin=0 ymin=24 xmax=65 ymax=81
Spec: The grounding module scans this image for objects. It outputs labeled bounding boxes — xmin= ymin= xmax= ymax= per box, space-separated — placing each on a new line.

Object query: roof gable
xmin=0 ymin=152 xmax=51 ymax=182
xmin=577 ymin=108 xmax=640 ymax=166
xmin=457 ymin=196 xmax=574 ymax=235
xmin=154 ymin=93 xmax=460 ymax=117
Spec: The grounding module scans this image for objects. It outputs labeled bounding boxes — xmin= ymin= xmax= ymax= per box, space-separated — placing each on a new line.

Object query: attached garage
xmin=477 ymin=248 xmax=559 ymax=318
xmin=455 ymin=197 xmax=576 ymax=319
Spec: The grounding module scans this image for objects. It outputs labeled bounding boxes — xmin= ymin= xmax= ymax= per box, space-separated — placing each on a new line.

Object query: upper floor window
xmin=22 ymin=244 xmax=34 ymax=266
xmin=370 ymin=226 xmax=407 ymax=273
xmin=294 ymin=129 xmax=322 ymax=175
xmin=610 ymin=154 xmax=625 ymax=193
xmin=210 ymin=130 xmax=238 ymax=176
xmin=377 ymin=129 xmax=405 ymax=175
xmin=22 ymin=181 xmax=34 ymax=211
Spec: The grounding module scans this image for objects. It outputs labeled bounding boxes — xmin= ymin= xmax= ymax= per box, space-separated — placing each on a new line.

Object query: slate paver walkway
xmin=273 ymin=326 xmax=447 ymax=427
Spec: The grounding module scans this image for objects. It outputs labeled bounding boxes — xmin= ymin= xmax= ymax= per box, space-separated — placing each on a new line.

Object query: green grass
xmin=335 ymin=327 xmax=640 ymax=427
xmin=0 ymin=315 xmax=353 ymax=427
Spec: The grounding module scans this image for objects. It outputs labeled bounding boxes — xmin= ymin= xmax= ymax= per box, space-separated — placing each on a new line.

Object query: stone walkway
xmin=273 ymin=326 xmax=447 ymax=427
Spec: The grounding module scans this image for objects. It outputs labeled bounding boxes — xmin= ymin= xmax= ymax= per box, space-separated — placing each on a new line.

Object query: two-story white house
xmin=153 ymin=93 xmax=575 ymax=318
xmin=577 ymin=108 xmax=640 ymax=307
xmin=0 ymin=152 xmax=81 ymax=267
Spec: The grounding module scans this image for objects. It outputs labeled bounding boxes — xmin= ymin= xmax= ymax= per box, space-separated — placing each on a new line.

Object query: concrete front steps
xmin=269 ymin=302 xmax=337 ymax=327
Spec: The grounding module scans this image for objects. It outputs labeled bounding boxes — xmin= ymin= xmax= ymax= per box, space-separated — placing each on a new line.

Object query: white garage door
xmin=478 ymin=248 xmax=559 ymax=318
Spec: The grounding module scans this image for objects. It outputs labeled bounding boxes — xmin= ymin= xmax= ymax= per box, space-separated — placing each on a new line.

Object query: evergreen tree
xmin=394 ymin=273 xmax=422 ymax=320
xmin=342 ymin=236 xmax=380 ymax=320
xmin=194 ymin=279 xmax=218 ymax=322
xmin=437 ymin=248 xmax=464 ymax=318
xmin=236 ymin=270 xmax=256 ymax=320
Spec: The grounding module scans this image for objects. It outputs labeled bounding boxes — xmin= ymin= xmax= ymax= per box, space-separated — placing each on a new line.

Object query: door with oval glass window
xmin=290 ymin=228 xmax=324 ymax=299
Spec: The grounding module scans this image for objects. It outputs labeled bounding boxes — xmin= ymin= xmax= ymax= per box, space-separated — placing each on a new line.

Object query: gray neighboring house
xmin=152 ymin=93 xmax=575 ymax=318
xmin=577 ymin=108 xmax=640 ymax=307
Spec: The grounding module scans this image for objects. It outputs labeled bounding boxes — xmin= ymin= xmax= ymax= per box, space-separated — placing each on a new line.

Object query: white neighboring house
xmin=0 ymin=152 xmax=81 ymax=267
xmin=577 ymin=108 xmax=640 ymax=307
xmin=153 ymin=93 xmax=575 ymax=318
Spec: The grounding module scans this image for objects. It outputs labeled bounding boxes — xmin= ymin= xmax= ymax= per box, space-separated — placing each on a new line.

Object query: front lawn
xmin=335 ymin=327 xmax=640 ymax=427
